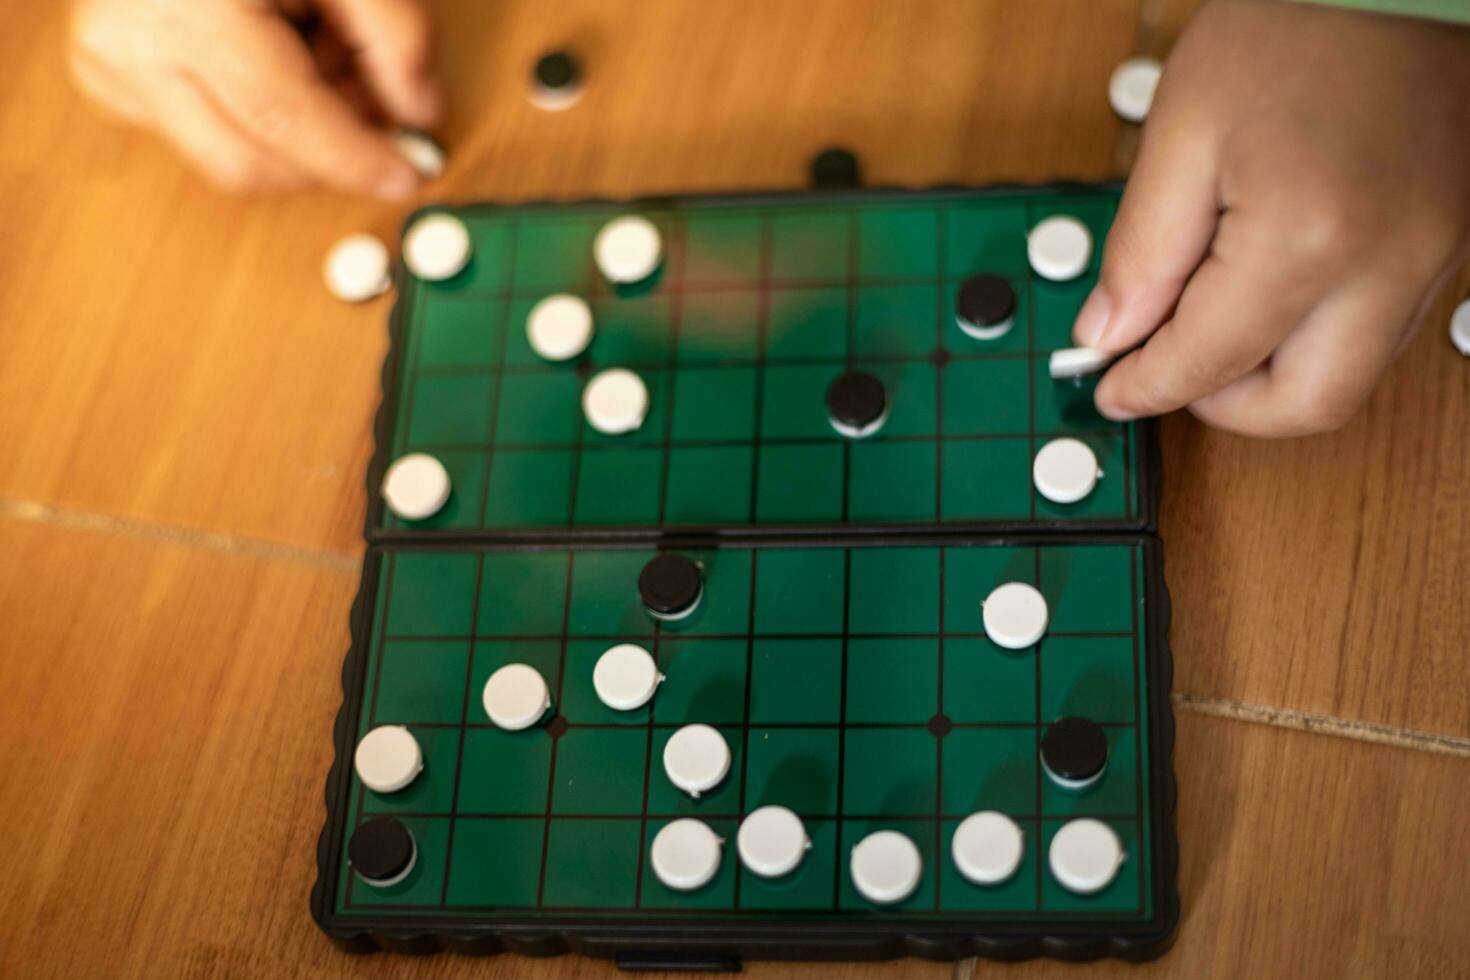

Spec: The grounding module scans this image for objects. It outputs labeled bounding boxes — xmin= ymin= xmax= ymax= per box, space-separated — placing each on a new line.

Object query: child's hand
xmin=69 ymin=0 xmax=439 ymax=198
xmin=1076 ymin=0 xmax=1470 ymax=436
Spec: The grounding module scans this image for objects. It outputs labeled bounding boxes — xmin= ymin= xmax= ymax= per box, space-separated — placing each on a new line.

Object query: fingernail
xmin=1097 ymin=402 xmax=1140 ymax=422
xmin=376 ymin=168 xmax=418 ymax=202
xmin=1074 ymin=287 xmax=1111 ymax=347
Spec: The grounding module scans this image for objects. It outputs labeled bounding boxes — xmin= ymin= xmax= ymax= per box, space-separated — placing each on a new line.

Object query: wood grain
xmin=2 ymin=516 xmax=1466 ymax=978
xmin=2 ymin=0 xmax=1469 ymax=976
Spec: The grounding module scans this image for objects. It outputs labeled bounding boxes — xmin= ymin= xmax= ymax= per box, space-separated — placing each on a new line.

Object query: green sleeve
xmin=1297 ymin=0 xmax=1470 ymax=25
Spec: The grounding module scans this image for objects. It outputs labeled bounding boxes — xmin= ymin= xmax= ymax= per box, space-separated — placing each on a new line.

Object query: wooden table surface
xmin=2 ymin=1 xmax=1467 ymax=978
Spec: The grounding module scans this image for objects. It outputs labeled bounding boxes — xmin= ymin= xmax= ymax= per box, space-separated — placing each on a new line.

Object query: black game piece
xmin=534 ymin=52 xmax=580 ymax=92
xmin=348 ymin=817 xmax=416 ymax=886
xmin=639 ymin=553 xmax=703 ymax=621
xmin=955 ymin=274 xmax=1017 ymax=337
xmin=809 ymin=147 xmax=862 ymax=190
xmin=825 ymin=371 xmax=887 ymax=437
xmin=1040 ymin=716 xmax=1109 ymax=785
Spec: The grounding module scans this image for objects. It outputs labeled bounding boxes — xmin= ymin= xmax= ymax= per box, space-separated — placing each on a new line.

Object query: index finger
xmin=187 ymin=4 xmax=420 ymax=200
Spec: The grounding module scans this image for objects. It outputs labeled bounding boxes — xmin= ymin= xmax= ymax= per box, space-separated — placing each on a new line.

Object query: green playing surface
xmin=374 ymin=190 xmax=1147 ymax=534
xmin=331 ymin=538 xmax=1158 ymax=921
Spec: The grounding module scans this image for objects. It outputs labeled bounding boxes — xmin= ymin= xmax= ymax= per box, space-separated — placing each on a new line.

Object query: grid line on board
xmin=732 ymin=547 xmax=760 ymax=908
xmin=437 ymin=551 xmax=486 ymax=903
xmin=534 ymin=551 xmax=576 ymax=906
xmin=745 ymin=216 xmax=774 ymax=525
xmin=470 ymin=218 xmax=521 ymax=529
xmin=841 ymin=208 xmax=858 ymax=522
xmin=1032 ymin=546 xmax=1044 ymax=912
xmin=654 ymin=215 xmax=688 ymax=525
xmin=830 ymin=547 xmax=853 ymax=911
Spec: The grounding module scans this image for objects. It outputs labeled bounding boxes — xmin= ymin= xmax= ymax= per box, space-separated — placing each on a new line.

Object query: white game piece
xmin=982 ymin=582 xmax=1049 ymax=650
xmin=481 ymin=663 xmax=551 ymax=731
xmin=1451 ymin=298 xmax=1470 ymax=357
xmin=593 ymin=643 xmax=663 ymax=711
xmin=737 ymin=806 xmax=811 ymax=879
xmin=663 ymin=724 xmax=731 ymax=798
xmin=354 ymin=725 xmax=424 ymax=794
xmin=403 ymin=213 xmax=472 ymax=282
xmin=526 ymin=294 xmax=595 ymax=361
xmin=1027 ymin=216 xmax=1092 ymax=282
xmin=582 ymin=368 xmax=650 ymax=435
xmin=951 ymin=811 xmax=1024 ymax=886
xmin=849 ymin=830 xmax=923 ymax=905
xmin=1048 ymin=346 xmax=1112 ymax=380
xmin=1033 ymin=437 xmax=1102 ymax=505
xmin=594 ymin=216 xmax=663 ymax=284
xmin=393 ymin=130 xmax=446 ymax=180
xmin=1108 ymin=56 xmax=1163 ymax=123
xmin=650 ymin=819 xmax=723 ymax=891
xmin=381 ymin=453 xmax=451 ymax=520
xmin=1049 ymin=818 xmax=1126 ymax=895
xmin=323 ymin=233 xmax=391 ymax=303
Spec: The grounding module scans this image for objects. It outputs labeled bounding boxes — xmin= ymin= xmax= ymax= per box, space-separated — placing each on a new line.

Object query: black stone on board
xmin=639 ymin=553 xmax=703 ymax=618
xmin=826 ymin=371 xmax=887 ymax=430
xmin=1040 ymin=716 xmax=1109 ymax=782
xmin=349 ymin=817 xmax=415 ymax=884
xmin=955 ymin=274 xmax=1017 ymax=331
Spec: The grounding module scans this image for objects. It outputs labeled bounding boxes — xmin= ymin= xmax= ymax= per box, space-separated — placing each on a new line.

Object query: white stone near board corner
xmin=353 ymin=725 xmax=424 ymax=794
xmin=1033 ymin=437 xmax=1102 ymax=505
xmin=663 ymin=723 xmax=731 ymax=798
xmin=650 ymin=818 xmax=723 ymax=891
xmin=403 ymin=212 xmax=472 ymax=281
xmin=1049 ymin=818 xmax=1126 ymax=895
xmin=1027 ymin=215 xmax=1092 ymax=282
xmin=850 ymin=830 xmax=923 ymax=905
xmin=381 ymin=453 xmax=451 ymax=520
xmin=594 ymin=215 xmax=662 ymax=284
xmin=482 ymin=663 xmax=552 ymax=731
xmin=982 ymin=582 xmax=1049 ymax=650
xmin=737 ymin=806 xmax=811 ymax=879
xmin=323 ymin=233 xmax=392 ymax=303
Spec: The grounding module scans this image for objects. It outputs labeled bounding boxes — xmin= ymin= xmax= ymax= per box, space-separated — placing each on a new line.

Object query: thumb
xmin=317 ymin=0 xmax=441 ymax=127
xmin=1073 ymin=81 xmax=1221 ymax=353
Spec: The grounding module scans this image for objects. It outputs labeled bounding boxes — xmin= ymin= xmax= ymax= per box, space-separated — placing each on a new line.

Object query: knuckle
xmin=1295 ymin=201 xmax=1373 ymax=265
xmin=236 ymin=95 xmax=297 ymax=147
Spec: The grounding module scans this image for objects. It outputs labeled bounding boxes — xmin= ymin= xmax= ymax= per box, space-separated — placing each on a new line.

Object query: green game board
xmin=369 ymin=188 xmax=1156 ymax=537
xmin=314 ymin=184 xmax=1178 ymax=966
